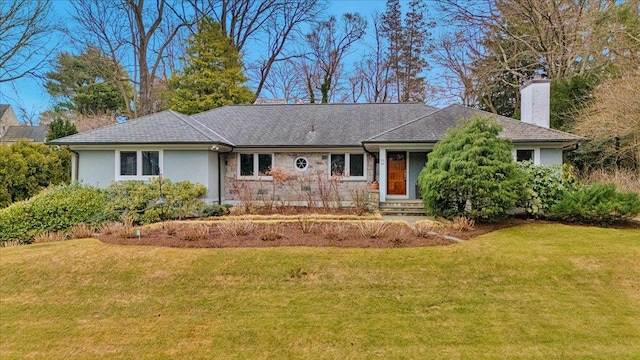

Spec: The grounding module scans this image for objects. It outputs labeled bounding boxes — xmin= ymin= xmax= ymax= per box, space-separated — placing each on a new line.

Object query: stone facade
xmin=223 ymin=151 xmax=377 ymax=206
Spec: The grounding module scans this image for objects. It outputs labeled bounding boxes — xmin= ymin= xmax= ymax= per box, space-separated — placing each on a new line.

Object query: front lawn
xmin=1 ymin=224 xmax=639 ymax=359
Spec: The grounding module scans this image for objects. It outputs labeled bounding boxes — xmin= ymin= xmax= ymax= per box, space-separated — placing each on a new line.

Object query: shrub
xmin=413 ymin=220 xmax=442 ymax=238
xmin=33 ymin=232 xmax=67 ymax=243
xmin=67 ymin=223 xmax=95 ymax=239
xmin=518 ymin=161 xmax=574 ymax=217
xmin=117 ymin=216 xmax=136 ymax=239
xmin=0 ymin=183 xmax=110 ymax=244
xmin=97 ymin=222 xmax=121 ymax=235
xmin=202 ymin=203 xmax=231 ymax=217
xmin=0 ymin=142 xmax=71 ymax=208
xmin=549 ymin=183 xmax=640 ymax=224
xmin=105 ymin=179 xmax=207 ymax=224
xmin=418 ymin=116 xmax=525 ymax=221
xmin=163 ymin=221 xmax=179 ymax=236
xmin=451 ymin=216 xmax=475 ymax=232
xmin=356 ymin=221 xmax=389 ymax=239
xmin=218 ymin=220 xmax=255 ymax=237
xmin=180 ymin=223 xmax=209 ymax=241
xmin=297 ymin=215 xmax=316 ymax=234
xmin=321 ymin=222 xmax=348 ymax=241
xmin=259 ymin=224 xmax=283 ymax=241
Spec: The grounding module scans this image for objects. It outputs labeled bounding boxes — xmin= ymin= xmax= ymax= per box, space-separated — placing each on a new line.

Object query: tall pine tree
xmin=168 ymin=18 xmax=254 ymax=115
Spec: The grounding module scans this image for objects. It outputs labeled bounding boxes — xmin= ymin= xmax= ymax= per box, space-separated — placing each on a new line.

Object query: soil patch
xmin=98 ymin=218 xmax=534 ymax=249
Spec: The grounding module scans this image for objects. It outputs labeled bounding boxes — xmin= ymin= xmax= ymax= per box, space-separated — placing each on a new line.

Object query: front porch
xmin=377 ymin=148 xmax=431 ymax=203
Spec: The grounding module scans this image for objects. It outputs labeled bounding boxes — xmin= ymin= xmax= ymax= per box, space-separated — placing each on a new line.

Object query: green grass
xmin=1 ymin=224 xmax=639 ymax=359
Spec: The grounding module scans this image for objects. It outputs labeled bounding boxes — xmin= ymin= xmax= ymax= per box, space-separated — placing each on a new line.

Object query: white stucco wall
xmin=163 ymin=150 xmax=219 ymax=202
xmin=77 ymin=150 xmax=115 ymax=188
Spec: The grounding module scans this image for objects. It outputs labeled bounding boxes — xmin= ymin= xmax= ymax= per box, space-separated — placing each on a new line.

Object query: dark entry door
xmin=387 ymin=151 xmax=406 ymax=195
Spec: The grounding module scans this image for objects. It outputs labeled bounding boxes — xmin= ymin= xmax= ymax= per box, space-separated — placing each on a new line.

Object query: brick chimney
xmin=520 ymin=79 xmax=550 ymax=128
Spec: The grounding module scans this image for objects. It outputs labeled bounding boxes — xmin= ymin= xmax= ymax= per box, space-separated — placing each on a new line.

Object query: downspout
xmin=362 ymin=143 xmax=378 ymax=182
xmin=68 ymin=148 xmax=79 ymax=182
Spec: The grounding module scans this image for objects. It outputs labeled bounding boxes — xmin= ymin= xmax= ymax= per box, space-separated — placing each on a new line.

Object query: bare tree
xmin=0 ymin=0 xmax=61 ymax=83
xmin=211 ymin=0 xmax=324 ymax=100
xmin=302 ymin=13 xmax=367 ymax=103
xmin=576 ymin=70 xmax=640 ymax=172
xmin=353 ymin=14 xmax=391 ymax=103
xmin=70 ymin=0 xmax=209 ymax=118
xmin=259 ymin=60 xmax=305 ymax=103
xmin=430 ymin=30 xmax=477 ymax=106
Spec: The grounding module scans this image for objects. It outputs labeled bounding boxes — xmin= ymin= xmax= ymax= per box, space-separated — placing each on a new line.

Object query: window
xmin=294 ymin=157 xmax=308 ymax=171
xmin=516 ymin=149 xmax=534 ymax=162
xmin=329 ymin=153 xmax=366 ymax=179
xmin=238 ymin=153 xmax=273 ymax=178
xmin=116 ymin=150 xmax=162 ymax=180
xmin=120 ymin=151 xmax=137 ymax=176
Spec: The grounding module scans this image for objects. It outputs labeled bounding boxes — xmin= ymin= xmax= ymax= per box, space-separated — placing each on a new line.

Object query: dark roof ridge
xmin=170 ymin=110 xmax=235 ymax=146
xmin=167 ymin=110 xmax=233 ymax=146
xmin=363 ymin=105 xmax=448 ymax=142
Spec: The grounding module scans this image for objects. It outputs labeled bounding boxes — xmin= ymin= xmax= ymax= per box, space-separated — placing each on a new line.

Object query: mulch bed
xmin=98 ymin=218 xmax=536 ymax=249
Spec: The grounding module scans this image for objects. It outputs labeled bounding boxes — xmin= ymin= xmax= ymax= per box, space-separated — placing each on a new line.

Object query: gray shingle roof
xmin=0 ymin=104 xmax=9 ymax=118
xmin=50 ymin=110 xmax=231 ymax=145
xmin=191 ymin=103 xmax=437 ymax=147
xmin=50 ymin=103 xmax=582 ymax=147
xmin=0 ymin=126 xmax=47 ymax=142
xmin=364 ymin=105 xmax=583 ymax=143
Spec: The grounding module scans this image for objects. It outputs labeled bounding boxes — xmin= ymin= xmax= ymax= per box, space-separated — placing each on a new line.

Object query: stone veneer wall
xmin=223 ymin=152 xmax=376 ymax=205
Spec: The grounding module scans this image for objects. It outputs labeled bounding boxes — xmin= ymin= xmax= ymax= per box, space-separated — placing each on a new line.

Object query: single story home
xmin=50 ymin=80 xmax=582 ymax=208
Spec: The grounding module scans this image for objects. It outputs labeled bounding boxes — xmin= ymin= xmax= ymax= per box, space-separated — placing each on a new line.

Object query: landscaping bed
xmin=97 ymin=217 xmax=534 ymax=248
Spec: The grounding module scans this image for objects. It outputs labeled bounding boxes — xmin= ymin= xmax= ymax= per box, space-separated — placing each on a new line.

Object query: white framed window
xmin=329 ymin=153 xmax=366 ymax=180
xmin=516 ymin=149 xmax=534 ymax=162
xmin=116 ymin=150 xmax=163 ymax=180
xmin=238 ymin=153 xmax=273 ymax=179
xmin=294 ymin=157 xmax=308 ymax=171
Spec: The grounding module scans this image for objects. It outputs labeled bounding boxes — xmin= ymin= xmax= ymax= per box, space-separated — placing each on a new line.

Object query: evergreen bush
xmin=105 ymin=179 xmax=207 ymax=224
xmin=0 ymin=184 xmax=110 ymax=244
xmin=549 ymin=183 xmax=640 ymax=225
xmin=418 ymin=116 xmax=525 ymax=221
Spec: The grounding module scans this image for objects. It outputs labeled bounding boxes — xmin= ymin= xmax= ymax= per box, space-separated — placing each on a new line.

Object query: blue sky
xmin=1 ymin=0 xmax=435 ymax=123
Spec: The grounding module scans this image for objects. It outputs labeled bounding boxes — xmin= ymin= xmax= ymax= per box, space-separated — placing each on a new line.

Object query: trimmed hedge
xmin=0 ymin=184 xmax=111 ymax=243
xmin=549 ymin=183 xmax=640 ymax=225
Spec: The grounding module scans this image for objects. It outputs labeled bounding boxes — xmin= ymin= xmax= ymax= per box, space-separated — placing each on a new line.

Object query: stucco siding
xmin=164 ymin=150 xmax=217 ymax=200
xmin=540 ymin=148 xmax=563 ymax=166
xmin=77 ymin=150 xmax=115 ymax=188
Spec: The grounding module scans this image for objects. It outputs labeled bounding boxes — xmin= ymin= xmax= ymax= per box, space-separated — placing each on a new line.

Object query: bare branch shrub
xmin=180 ymin=223 xmax=209 ymax=241
xmin=356 ymin=221 xmax=389 ymax=239
xmin=259 ymin=224 xmax=283 ymax=241
xmin=218 ymin=220 xmax=255 ymax=237
xmin=297 ymin=215 xmax=316 ymax=234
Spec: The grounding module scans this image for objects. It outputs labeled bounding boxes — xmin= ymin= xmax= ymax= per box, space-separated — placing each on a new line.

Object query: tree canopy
xmin=45 ymin=46 xmax=132 ymax=116
xmin=167 ymin=18 xmax=254 ymax=115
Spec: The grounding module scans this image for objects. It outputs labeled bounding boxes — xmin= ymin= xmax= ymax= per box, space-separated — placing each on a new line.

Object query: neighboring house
xmin=0 ymin=104 xmax=19 ymax=139
xmin=50 ymin=80 xmax=582 ymax=206
xmin=0 ymin=125 xmax=48 ymax=145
